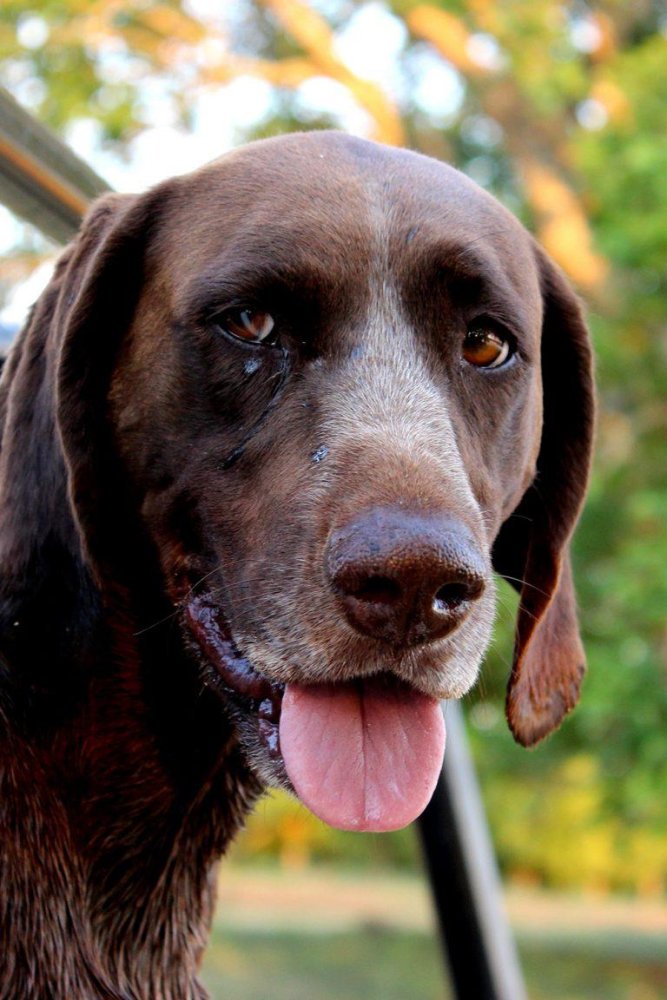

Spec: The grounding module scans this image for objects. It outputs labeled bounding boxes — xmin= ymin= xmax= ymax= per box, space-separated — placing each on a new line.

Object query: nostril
xmin=433 ymin=583 xmax=469 ymax=612
xmin=326 ymin=508 xmax=488 ymax=644
xmin=347 ymin=575 xmax=401 ymax=606
xmin=433 ymin=575 xmax=485 ymax=613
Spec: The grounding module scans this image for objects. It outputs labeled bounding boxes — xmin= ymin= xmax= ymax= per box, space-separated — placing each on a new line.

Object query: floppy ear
xmin=0 ymin=191 xmax=157 ymax=657
xmin=492 ymin=247 xmax=595 ymax=746
xmin=55 ymin=188 xmax=165 ymax=582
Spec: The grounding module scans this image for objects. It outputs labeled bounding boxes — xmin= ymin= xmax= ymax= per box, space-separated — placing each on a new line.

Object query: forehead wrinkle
xmin=388 ymin=228 xmax=539 ymax=335
xmin=401 ymin=231 xmax=517 ymax=289
xmin=449 ymin=237 xmax=539 ymax=302
xmin=175 ymin=225 xmax=378 ymax=326
xmin=442 ymin=259 xmax=533 ymax=331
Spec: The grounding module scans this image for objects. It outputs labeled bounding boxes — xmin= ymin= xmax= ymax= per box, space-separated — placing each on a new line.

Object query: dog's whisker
xmin=497 ymin=573 xmax=552 ymax=599
xmin=133 ymin=608 xmax=182 ymax=637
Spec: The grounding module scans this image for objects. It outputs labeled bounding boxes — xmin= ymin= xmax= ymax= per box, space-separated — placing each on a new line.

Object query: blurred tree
xmin=1 ymin=0 xmax=666 ymax=891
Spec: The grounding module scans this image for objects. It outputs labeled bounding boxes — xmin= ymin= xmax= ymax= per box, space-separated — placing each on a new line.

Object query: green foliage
xmin=229 ymin=790 xmax=420 ymax=871
xmin=556 ymin=28 xmax=667 ymax=842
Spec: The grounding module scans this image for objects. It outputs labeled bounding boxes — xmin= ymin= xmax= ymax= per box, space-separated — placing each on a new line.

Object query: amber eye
xmin=462 ymin=325 xmax=512 ymax=369
xmin=215 ymin=308 xmax=276 ymax=344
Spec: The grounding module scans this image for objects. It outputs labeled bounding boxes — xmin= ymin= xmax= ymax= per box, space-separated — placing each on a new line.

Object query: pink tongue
xmin=279 ymin=677 xmax=446 ymax=832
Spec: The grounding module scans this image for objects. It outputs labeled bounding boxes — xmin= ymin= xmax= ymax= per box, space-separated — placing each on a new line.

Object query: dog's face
xmin=54 ymin=133 xmax=594 ymax=831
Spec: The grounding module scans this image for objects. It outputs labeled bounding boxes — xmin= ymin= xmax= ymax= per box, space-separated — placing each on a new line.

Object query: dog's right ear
xmin=0 ymin=191 xmax=151 ymax=652
xmin=0 ymin=187 xmax=165 ymax=590
xmin=53 ymin=190 xmax=157 ymax=580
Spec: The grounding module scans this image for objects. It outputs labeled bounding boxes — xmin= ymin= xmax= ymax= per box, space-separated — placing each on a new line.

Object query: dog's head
xmin=46 ymin=133 xmax=593 ymax=830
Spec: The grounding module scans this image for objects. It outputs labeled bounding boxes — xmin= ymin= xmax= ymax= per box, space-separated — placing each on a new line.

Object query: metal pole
xmin=0 ymin=86 xmax=108 ymax=243
xmin=0 ymin=87 xmax=527 ymax=1000
xmin=417 ymin=702 xmax=527 ymax=1000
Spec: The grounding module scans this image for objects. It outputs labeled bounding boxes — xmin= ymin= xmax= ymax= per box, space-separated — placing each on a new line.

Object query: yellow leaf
xmin=139 ymin=6 xmax=207 ymax=46
xmin=521 ymin=158 xmax=608 ymax=290
xmin=203 ymin=56 xmax=318 ymax=89
xmin=589 ymin=12 xmax=617 ymax=63
xmin=256 ymin=0 xmax=404 ymax=145
xmin=590 ymin=79 xmax=632 ymax=124
xmin=260 ymin=0 xmax=336 ymax=69
xmin=407 ymin=5 xmax=488 ymax=77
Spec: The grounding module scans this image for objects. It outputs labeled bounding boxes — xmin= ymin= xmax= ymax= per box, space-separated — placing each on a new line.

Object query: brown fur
xmin=0 ymin=132 xmax=594 ymax=998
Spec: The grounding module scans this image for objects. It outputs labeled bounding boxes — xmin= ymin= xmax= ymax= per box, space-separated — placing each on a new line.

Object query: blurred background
xmin=1 ymin=2 xmax=666 ymax=997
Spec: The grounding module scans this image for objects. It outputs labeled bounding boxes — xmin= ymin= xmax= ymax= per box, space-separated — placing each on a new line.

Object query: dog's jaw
xmin=181 ymin=580 xmax=493 ymax=831
xmin=183 ymin=591 xmax=288 ymax=784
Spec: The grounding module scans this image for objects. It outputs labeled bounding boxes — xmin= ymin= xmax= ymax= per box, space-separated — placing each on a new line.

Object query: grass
xmin=519 ymin=932 xmax=667 ymax=1000
xmin=201 ymin=866 xmax=667 ymax=998
xmin=201 ymin=925 xmax=667 ymax=1000
xmin=203 ymin=927 xmax=444 ymax=1000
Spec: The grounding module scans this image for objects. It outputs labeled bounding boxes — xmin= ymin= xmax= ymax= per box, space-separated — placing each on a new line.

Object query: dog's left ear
xmin=492 ymin=246 xmax=595 ymax=746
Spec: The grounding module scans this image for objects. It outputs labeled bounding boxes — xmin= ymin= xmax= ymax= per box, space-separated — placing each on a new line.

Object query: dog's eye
xmin=215 ymin=309 xmax=276 ymax=345
xmin=462 ymin=325 xmax=512 ymax=369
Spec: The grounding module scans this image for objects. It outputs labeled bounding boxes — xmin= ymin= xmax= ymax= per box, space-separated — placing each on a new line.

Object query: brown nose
xmin=325 ymin=508 xmax=487 ymax=646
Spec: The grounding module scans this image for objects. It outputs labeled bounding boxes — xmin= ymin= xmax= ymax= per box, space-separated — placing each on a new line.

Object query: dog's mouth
xmin=184 ymin=592 xmax=446 ymax=832
xmin=184 ymin=592 xmax=285 ymax=759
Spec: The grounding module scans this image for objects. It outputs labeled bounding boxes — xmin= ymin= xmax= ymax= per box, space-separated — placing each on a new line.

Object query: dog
xmin=0 ymin=131 xmax=594 ymax=999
